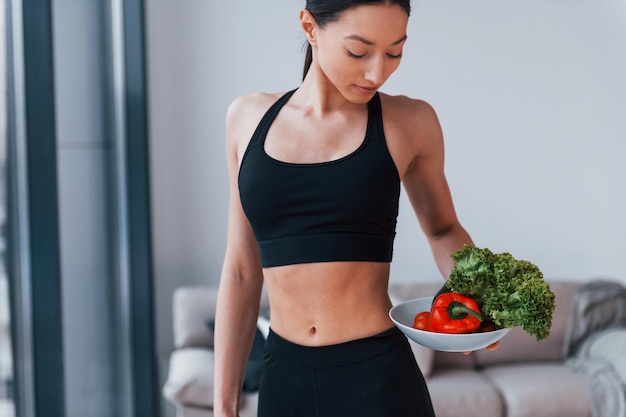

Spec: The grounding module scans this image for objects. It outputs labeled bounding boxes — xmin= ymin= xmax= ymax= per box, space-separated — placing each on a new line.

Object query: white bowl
xmin=389 ymin=296 xmax=511 ymax=352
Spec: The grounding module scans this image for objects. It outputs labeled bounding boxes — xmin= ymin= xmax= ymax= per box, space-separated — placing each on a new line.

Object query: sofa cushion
xmin=432 ymin=350 xmax=475 ymax=370
xmin=162 ymin=348 xmax=214 ymax=408
xmin=173 ymin=285 xmax=271 ymax=349
xmin=173 ymin=286 xmax=220 ymax=349
xmin=426 ymin=369 xmax=502 ymax=417
xmin=473 ymin=281 xmax=579 ymax=366
xmin=483 ymin=363 xmax=590 ymax=417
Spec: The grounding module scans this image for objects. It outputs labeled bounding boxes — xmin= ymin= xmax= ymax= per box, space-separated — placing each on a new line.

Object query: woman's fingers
xmin=463 ymin=340 xmax=500 ymax=355
xmin=487 ymin=341 xmax=500 ymax=351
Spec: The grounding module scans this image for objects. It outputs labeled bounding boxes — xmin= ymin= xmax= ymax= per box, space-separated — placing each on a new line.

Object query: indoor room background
xmin=146 ymin=0 xmax=626 ymax=372
xmin=7 ymin=1 xmax=622 ymax=417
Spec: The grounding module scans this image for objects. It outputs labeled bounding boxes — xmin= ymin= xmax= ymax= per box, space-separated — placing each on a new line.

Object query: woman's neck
xmin=296 ymin=67 xmax=363 ymax=116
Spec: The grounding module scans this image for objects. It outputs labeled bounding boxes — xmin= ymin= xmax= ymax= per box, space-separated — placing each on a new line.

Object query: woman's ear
xmin=300 ymin=9 xmax=317 ymax=46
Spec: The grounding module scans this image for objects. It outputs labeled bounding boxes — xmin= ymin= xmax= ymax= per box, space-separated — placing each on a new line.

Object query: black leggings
xmin=257 ymin=327 xmax=436 ymax=417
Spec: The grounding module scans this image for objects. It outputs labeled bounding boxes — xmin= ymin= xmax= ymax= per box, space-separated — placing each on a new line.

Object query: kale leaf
xmin=446 ymin=244 xmax=556 ymax=340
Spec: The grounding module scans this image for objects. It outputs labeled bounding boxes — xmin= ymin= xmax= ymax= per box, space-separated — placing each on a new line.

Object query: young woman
xmin=214 ymin=1 xmax=477 ymax=416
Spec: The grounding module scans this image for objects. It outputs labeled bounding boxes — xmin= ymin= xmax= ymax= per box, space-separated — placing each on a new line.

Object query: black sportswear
xmin=257 ymin=327 xmax=436 ymax=417
xmin=238 ymin=89 xmax=400 ymax=268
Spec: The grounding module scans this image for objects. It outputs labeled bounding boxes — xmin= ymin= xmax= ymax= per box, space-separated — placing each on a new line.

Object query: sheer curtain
xmin=0 ymin=0 xmax=16 ymax=414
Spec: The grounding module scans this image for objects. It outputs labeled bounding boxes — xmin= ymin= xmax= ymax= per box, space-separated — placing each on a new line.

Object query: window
xmin=0 ymin=0 xmax=15 ymax=415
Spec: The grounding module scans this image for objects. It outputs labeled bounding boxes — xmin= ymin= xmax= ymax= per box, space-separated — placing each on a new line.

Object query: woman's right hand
xmin=213 ymin=413 xmax=239 ymax=417
xmin=212 ymin=403 xmax=240 ymax=417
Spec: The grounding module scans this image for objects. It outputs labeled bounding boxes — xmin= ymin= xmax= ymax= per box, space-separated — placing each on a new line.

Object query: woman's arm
xmin=213 ymin=97 xmax=265 ymax=417
xmin=387 ymin=96 xmax=473 ymax=279
xmin=400 ymin=101 xmax=503 ymax=355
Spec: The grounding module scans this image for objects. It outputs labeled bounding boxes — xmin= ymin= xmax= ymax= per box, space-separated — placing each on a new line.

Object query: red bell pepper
xmin=429 ymin=292 xmax=483 ymax=334
xmin=412 ymin=311 xmax=431 ymax=330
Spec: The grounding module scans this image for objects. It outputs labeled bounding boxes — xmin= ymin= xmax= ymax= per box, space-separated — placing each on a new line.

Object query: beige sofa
xmin=162 ymin=279 xmax=626 ymax=417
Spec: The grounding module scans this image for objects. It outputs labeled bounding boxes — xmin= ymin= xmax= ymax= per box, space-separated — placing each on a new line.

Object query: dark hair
xmin=303 ymin=0 xmax=411 ymax=80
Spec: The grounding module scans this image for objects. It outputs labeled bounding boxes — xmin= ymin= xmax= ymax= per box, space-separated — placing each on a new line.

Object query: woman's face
xmin=310 ymin=4 xmax=409 ymax=102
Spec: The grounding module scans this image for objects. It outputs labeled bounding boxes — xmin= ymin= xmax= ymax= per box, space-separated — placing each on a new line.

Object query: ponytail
xmin=303 ymin=42 xmax=313 ymax=81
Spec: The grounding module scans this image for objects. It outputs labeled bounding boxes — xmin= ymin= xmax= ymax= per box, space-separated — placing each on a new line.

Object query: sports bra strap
xmin=248 ymin=89 xmax=297 ymax=148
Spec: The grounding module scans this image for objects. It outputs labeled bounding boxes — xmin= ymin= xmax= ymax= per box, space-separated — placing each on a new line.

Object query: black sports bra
xmin=238 ymin=90 xmax=400 ymax=268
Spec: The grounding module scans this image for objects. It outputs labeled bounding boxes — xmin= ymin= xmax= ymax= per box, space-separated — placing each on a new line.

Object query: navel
xmin=308 ymin=326 xmax=317 ymax=336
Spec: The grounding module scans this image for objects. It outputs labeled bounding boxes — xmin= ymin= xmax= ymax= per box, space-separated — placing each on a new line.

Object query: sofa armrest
xmin=163 ymin=348 xmax=215 ymax=409
xmin=575 ymin=326 xmax=626 ymax=383
xmin=564 ymin=279 xmax=626 ymax=356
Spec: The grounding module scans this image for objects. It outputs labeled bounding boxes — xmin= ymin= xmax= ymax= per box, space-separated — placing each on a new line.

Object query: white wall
xmin=146 ymin=0 xmax=626 ymax=359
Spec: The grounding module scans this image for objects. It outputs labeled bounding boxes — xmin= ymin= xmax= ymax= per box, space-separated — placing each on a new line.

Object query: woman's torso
xmin=234 ymin=89 xmax=420 ymax=346
xmin=263 ymin=262 xmax=394 ymax=346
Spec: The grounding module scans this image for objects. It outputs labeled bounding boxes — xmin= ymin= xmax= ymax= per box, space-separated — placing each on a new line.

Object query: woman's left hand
xmin=463 ymin=341 xmax=500 ymax=355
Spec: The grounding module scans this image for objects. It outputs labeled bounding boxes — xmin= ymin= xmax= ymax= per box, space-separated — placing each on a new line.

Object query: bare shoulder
xmin=227 ymin=91 xmax=283 ymax=117
xmin=226 ymin=91 xmax=283 ymax=130
xmin=225 ymin=91 xmax=285 ymax=152
xmin=378 ymin=93 xmax=445 ymax=177
xmin=378 ymin=93 xmax=441 ymax=136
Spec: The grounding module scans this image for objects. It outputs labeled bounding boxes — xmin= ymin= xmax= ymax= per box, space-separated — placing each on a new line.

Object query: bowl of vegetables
xmin=389 ymin=296 xmax=511 ymax=352
xmin=390 ymin=244 xmax=556 ymax=352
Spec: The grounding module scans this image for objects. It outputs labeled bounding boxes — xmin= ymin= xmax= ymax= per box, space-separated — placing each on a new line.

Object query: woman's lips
xmin=354 ymin=85 xmax=378 ymax=95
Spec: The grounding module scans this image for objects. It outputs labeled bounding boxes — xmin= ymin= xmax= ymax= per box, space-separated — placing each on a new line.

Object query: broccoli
xmin=445 ymin=244 xmax=556 ymax=340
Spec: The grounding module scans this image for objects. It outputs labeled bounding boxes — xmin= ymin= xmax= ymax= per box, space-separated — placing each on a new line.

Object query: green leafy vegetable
xmin=445 ymin=244 xmax=556 ymax=340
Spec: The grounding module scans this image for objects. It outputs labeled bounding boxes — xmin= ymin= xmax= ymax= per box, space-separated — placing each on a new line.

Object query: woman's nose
xmin=364 ymin=56 xmax=384 ymax=85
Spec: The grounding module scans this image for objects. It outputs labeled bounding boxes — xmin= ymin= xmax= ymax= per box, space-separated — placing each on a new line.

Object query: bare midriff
xmin=263 ymin=261 xmax=395 ymax=346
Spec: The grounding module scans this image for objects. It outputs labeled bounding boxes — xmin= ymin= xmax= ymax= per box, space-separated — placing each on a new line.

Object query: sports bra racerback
xmin=238 ymin=89 xmax=400 ymax=268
